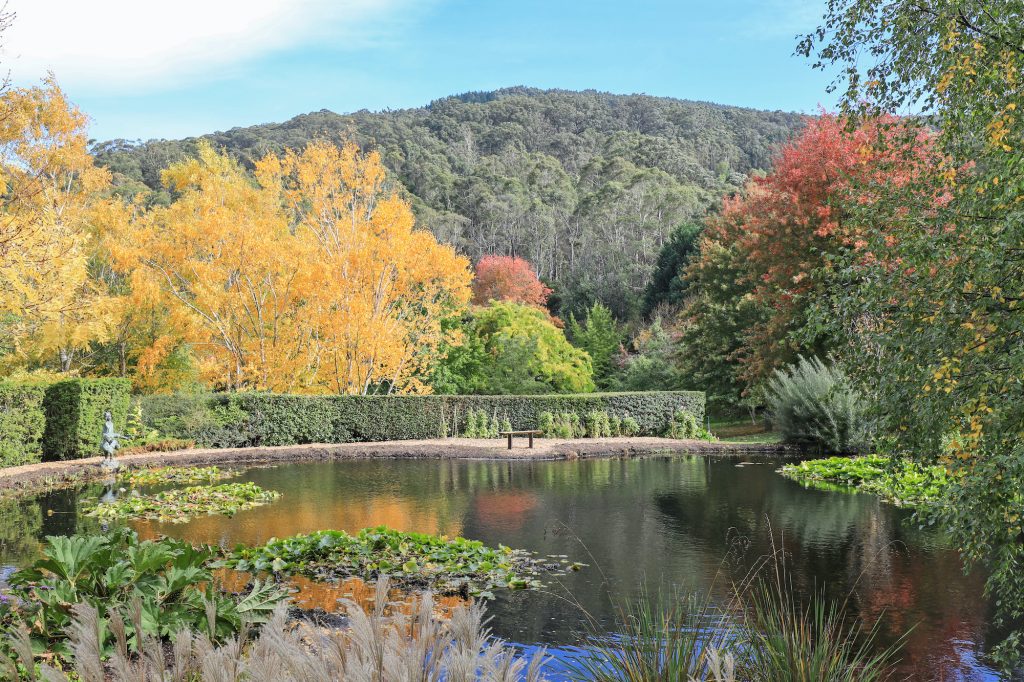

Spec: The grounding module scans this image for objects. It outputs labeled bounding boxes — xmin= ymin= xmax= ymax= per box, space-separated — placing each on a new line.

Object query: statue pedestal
xmin=101 ymin=458 xmax=121 ymax=472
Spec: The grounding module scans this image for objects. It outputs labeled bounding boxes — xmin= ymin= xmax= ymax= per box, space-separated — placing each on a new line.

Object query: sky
xmin=1 ymin=0 xmax=836 ymax=142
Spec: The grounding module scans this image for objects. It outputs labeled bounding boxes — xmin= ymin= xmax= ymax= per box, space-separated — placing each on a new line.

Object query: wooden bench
xmin=499 ymin=430 xmax=542 ymax=450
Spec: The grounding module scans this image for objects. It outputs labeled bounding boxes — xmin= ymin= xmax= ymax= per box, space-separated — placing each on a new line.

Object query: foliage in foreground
xmin=565 ymin=589 xmax=738 ymax=682
xmin=83 ymin=482 xmax=280 ymax=523
xmin=0 ymin=529 xmax=287 ymax=658
xmin=742 ymin=570 xmax=901 ymax=681
xmin=779 ymin=455 xmax=948 ymax=508
xmin=118 ymin=465 xmax=237 ymax=487
xmin=225 ymin=526 xmax=579 ymax=598
xmin=564 ymin=566 xmax=901 ymax=682
xmin=3 ymin=577 xmax=548 ymax=682
xmin=799 ymin=0 xmax=1024 ymax=666
xmin=766 ymin=356 xmax=870 ymax=454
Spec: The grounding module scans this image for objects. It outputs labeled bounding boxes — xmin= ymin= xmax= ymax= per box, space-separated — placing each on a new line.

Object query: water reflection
xmin=0 ymin=455 xmax=1006 ymax=680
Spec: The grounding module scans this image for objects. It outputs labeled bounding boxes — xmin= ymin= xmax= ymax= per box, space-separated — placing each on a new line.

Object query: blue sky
xmin=2 ymin=0 xmax=834 ymax=141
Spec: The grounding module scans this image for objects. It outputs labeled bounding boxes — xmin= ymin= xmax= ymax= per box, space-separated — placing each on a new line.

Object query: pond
xmin=0 ymin=453 xmax=1006 ymax=680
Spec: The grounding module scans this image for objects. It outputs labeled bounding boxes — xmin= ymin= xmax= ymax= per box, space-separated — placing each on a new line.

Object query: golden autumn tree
xmin=256 ymin=140 xmax=472 ymax=394
xmin=112 ymin=143 xmax=316 ymax=391
xmin=0 ymin=79 xmax=120 ymax=372
xmin=116 ymin=140 xmax=470 ymax=394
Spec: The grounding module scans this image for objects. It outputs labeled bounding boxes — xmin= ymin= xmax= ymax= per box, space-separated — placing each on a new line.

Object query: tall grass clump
xmin=742 ymin=567 xmax=902 ymax=681
xmin=564 ymin=589 xmax=737 ymax=681
xmin=565 ymin=543 xmax=902 ymax=682
xmin=766 ymin=356 xmax=871 ymax=454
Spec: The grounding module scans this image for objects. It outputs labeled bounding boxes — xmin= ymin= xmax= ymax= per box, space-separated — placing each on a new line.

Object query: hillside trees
xmin=92 ymin=89 xmax=806 ymax=321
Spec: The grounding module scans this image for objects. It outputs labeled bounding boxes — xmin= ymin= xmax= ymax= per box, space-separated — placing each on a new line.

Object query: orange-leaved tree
xmin=257 ymin=140 xmax=472 ymax=394
xmin=112 ymin=143 xmax=314 ymax=391
xmin=115 ymin=140 xmax=472 ymax=394
xmin=693 ymin=114 xmax=935 ymax=386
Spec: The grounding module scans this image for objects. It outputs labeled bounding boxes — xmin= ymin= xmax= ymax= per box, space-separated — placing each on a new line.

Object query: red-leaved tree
xmin=472 ymin=255 xmax=552 ymax=309
xmin=692 ymin=114 xmax=937 ymax=386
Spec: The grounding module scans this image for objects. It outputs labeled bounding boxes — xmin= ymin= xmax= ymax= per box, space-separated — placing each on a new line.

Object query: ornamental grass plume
xmin=3 ymin=577 xmax=549 ymax=682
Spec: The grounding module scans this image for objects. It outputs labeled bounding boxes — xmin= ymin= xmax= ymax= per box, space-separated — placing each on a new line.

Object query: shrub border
xmin=141 ymin=391 xmax=706 ymax=448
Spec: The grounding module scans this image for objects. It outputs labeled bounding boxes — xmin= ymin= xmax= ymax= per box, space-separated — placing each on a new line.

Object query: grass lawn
xmin=709 ymin=418 xmax=781 ymax=444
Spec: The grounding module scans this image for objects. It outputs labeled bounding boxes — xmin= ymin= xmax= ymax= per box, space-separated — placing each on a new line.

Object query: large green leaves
xmin=4 ymin=529 xmax=288 ymax=656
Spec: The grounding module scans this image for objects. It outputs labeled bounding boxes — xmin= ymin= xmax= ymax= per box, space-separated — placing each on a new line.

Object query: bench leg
xmin=528 ymin=433 xmax=534 ymax=448
xmin=507 ymin=434 xmax=513 ymax=450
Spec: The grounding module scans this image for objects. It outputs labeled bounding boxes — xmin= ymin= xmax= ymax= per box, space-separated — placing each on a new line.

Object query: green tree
xmin=673 ymin=231 xmax=768 ymax=410
xmin=642 ymin=222 xmax=703 ymax=317
xmin=434 ymin=302 xmax=594 ymax=395
xmin=801 ymin=0 xmax=1024 ymax=665
xmin=568 ymin=302 xmax=621 ymax=385
xmin=610 ymin=318 xmax=681 ymax=392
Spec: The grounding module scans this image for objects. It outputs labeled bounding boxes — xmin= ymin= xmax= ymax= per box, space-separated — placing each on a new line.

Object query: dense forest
xmin=93 ymin=88 xmax=805 ymax=319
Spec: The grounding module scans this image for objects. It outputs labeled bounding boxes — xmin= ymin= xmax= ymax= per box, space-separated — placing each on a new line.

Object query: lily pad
xmin=83 ymin=482 xmax=280 ymax=523
xmin=223 ymin=526 xmax=577 ymax=597
xmin=119 ymin=465 xmax=239 ymax=487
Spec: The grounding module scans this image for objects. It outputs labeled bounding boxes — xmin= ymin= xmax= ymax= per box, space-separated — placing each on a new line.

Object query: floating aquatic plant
xmin=778 ymin=455 xmax=948 ymax=508
xmin=225 ymin=526 xmax=582 ymax=597
xmin=83 ymin=482 xmax=280 ymax=523
xmin=118 ymin=465 xmax=238 ymax=487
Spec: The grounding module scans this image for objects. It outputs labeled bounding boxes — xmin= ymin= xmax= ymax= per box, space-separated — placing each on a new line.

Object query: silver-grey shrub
xmin=766 ymin=356 xmax=872 ymax=454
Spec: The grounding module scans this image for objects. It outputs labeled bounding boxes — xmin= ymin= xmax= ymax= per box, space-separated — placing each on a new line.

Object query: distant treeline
xmin=93 ymin=87 xmax=804 ymax=320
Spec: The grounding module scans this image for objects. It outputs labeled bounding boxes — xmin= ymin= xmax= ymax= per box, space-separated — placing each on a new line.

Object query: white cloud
xmin=1 ymin=0 xmax=418 ymax=93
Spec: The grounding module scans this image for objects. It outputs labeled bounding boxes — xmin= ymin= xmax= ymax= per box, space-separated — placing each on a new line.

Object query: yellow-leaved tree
xmin=0 ymin=79 xmax=120 ymax=372
xmin=256 ymin=140 xmax=472 ymax=394
xmin=112 ymin=143 xmax=314 ymax=391
xmin=116 ymin=141 xmax=471 ymax=394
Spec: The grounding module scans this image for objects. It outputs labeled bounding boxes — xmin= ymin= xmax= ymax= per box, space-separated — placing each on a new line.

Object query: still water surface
xmin=0 ymin=454 xmax=1008 ymax=680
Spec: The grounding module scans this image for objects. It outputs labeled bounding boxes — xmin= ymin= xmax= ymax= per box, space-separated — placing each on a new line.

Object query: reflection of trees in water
xmin=458 ymin=457 xmax=993 ymax=680
xmin=2 ymin=456 xmax=999 ymax=678
xmin=142 ymin=461 xmax=472 ymax=549
xmin=0 ymin=498 xmax=43 ymax=569
xmin=1 ymin=482 xmax=109 ymax=570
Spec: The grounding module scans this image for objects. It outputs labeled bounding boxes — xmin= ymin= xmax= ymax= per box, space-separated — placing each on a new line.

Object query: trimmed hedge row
xmin=0 ymin=378 xmax=132 ymax=464
xmin=42 ymin=378 xmax=132 ymax=461
xmin=141 ymin=391 xmax=706 ymax=448
xmin=0 ymin=383 xmax=47 ymax=467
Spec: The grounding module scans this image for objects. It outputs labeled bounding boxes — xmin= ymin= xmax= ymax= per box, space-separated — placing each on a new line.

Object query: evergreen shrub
xmin=0 ymin=382 xmax=47 ymax=467
xmin=140 ymin=391 xmax=705 ymax=447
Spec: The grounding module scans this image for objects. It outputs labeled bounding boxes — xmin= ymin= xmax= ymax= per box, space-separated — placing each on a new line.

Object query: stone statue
xmin=100 ymin=410 xmax=128 ymax=470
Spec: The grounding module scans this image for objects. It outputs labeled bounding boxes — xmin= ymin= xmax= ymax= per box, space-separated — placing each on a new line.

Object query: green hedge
xmin=42 ymin=378 xmax=132 ymax=460
xmin=0 ymin=383 xmax=47 ymax=467
xmin=140 ymin=391 xmax=706 ymax=448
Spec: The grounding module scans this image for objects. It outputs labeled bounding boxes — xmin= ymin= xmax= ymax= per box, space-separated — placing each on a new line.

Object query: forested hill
xmin=93 ymin=87 xmax=805 ymax=319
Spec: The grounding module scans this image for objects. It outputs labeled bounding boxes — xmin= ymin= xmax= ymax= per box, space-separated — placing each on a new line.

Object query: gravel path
xmin=0 ymin=437 xmax=794 ymax=494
